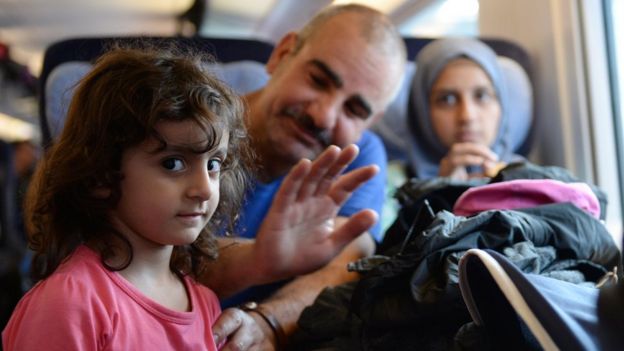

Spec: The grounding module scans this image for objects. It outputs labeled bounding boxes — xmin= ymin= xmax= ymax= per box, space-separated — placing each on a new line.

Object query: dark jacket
xmin=291 ymin=163 xmax=619 ymax=351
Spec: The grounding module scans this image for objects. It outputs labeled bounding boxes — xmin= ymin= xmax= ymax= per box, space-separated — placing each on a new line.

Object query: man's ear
xmin=266 ymin=32 xmax=298 ymax=74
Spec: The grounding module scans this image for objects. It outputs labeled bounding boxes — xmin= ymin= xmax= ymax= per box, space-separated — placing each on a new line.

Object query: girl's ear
xmin=266 ymin=32 xmax=298 ymax=74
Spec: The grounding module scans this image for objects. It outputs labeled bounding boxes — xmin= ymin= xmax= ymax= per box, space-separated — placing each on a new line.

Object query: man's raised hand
xmin=253 ymin=144 xmax=378 ymax=280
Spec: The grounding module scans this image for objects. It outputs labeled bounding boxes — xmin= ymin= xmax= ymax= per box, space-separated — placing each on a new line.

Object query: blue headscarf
xmin=407 ymin=38 xmax=512 ymax=178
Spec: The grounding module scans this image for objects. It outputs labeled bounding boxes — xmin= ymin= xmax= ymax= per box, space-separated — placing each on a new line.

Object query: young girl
xmin=409 ymin=37 xmax=513 ymax=179
xmin=373 ymin=38 xmax=527 ymax=180
xmin=2 ymin=45 xmax=252 ymax=350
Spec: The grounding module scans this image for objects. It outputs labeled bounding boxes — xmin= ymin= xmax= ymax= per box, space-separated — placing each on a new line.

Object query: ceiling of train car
xmin=0 ymin=0 xmax=477 ymax=75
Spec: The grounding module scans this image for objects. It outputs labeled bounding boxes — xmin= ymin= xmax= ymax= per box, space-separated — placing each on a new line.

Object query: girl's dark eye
xmin=162 ymin=158 xmax=185 ymax=171
xmin=436 ymin=93 xmax=458 ymax=106
xmin=475 ymin=88 xmax=495 ymax=103
xmin=208 ymin=159 xmax=222 ymax=173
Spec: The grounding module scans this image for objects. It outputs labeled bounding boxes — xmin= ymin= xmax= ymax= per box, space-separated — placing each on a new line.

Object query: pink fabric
xmin=453 ymin=179 xmax=601 ymax=219
xmin=3 ymin=246 xmax=221 ymax=351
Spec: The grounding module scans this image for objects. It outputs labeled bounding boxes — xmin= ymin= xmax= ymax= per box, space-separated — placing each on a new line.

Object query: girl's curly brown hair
xmin=26 ymin=42 xmax=253 ymax=281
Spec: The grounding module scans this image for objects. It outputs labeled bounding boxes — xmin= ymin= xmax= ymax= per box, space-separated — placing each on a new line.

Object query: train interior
xmin=1 ymin=0 xmax=623 ymax=349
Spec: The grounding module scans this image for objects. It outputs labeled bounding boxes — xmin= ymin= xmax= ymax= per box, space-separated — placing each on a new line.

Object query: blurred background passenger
xmin=374 ymin=37 xmax=526 ymax=181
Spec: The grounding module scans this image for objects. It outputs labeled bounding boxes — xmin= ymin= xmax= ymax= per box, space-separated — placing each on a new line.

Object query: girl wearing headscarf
xmin=374 ymin=37 xmax=525 ymax=180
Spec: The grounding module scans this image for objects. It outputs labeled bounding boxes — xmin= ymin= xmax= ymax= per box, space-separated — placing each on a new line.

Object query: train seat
xmin=39 ymin=36 xmax=274 ymax=147
xmin=40 ymin=36 xmax=532 ymax=232
xmin=40 ymin=36 xmax=532 ymax=158
xmin=44 ymin=59 xmax=268 ymax=143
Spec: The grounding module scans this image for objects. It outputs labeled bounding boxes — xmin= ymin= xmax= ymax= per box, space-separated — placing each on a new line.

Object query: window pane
xmin=609 ymin=0 xmax=623 ymax=116
xmin=606 ymin=0 xmax=624 ymax=244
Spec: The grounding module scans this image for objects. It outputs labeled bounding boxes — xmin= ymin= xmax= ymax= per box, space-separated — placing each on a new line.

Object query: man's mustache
xmin=284 ymin=106 xmax=332 ymax=147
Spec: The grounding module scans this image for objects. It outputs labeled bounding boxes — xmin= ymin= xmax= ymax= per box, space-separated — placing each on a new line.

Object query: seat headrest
xmin=44 ymin=62 xmax=92 ymax=140
xmin=498 ymin=56 xmax=533 ymax=156
xmin=44 ymin=60 xmax=269 ymax=142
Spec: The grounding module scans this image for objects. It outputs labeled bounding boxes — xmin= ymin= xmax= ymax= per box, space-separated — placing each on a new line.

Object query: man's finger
xmin=296 ymin=145 xmax=340 ymax=201
xmin=330 ymin=210 xmax=378 ymax=249
xmin=325 ymin=144 xmax=359 ymax=178
xmin=271 ymin=158 xmax=311 ymax=211
xmin=328 ymin=164 xmax=378 ymax=206
xmin=313 ymin=144 xmax=360 ymax=196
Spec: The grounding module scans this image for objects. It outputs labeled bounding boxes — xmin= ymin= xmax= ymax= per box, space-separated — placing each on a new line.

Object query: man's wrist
xmin=240 ymin=301 xmax=287 ymax=350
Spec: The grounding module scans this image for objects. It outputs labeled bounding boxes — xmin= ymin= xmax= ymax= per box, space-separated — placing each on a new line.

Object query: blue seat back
xmin=40 ymin=36 xmax=533 ymax=158
xmin=39 ymin=36 xmax=275 ymax=147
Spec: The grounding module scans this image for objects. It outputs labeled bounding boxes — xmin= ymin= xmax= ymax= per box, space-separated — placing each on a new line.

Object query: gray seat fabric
xmin=44 ymin=60 xmax=269 ymax=142
xmin=498 ymin=56 xmax=533 ymax=155
xmin=44 ymin=62 xmax=92 ymax=140
xmin=371 ymin=61 xmax=416 ymax=163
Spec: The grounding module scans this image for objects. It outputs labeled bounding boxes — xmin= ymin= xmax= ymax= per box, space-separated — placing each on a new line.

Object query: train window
xmin=579 ymin=0 xmax=624 ymax=244
xmin=605 ymin=0 xmax=624 ymax=235
xmin=333 ymin=0 xmax=480 ymax=36
xmin=396 ymin=0 xmax=479 ymax=36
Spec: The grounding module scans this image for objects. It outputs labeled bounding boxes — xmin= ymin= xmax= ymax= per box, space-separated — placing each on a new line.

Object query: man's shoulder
xmin=357 ymin=129 xmax=383 ymax=147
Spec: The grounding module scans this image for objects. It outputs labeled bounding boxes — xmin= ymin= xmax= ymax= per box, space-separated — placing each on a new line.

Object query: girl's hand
xmin=438 ymin=142 xmax=499 ymax=180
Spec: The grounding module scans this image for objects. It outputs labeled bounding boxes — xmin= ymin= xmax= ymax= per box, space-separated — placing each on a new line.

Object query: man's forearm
xmin=257 ymin=231 xmax=375 ymax=339
xmin=199 ymin=237 xmax=266 ymax=298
